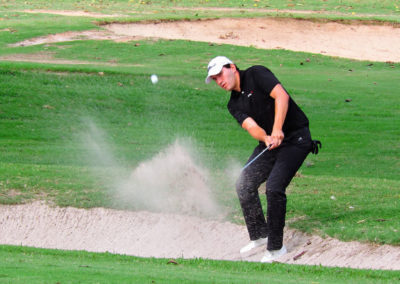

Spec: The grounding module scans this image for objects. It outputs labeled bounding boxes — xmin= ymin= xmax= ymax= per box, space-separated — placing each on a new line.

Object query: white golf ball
xmin=150 ymin=74 xmax=158 ymax=84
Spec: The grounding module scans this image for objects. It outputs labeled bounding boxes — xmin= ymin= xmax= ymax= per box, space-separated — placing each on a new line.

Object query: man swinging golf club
xmin=206 ymin=56 xmax=320 ymax=263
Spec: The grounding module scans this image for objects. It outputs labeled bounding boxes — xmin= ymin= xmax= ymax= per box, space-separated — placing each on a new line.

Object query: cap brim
xmin=205 ymin=65 xmax=223 ymax=84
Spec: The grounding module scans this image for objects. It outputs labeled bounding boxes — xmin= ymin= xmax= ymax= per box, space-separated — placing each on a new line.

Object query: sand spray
xmin=80 ymin=120 xmax=225 ymax=217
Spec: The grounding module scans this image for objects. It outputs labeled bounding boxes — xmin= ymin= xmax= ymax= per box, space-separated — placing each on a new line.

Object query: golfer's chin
xmin=221 ymin=84 xmax=233 ymax=91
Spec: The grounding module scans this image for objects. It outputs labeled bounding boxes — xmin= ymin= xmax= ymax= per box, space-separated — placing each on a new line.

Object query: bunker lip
xmin=1 ymin=201 xmax=400 ymax=271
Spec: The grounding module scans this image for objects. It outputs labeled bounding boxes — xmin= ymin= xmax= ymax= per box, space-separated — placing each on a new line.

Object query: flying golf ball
xmin=150 ymin=74 xmax=158 ymax=84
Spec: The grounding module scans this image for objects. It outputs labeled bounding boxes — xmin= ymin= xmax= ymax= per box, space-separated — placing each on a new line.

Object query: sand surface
xmin=1 ymin=202 xmax=399 ymax=270
xmin=105 ymin=18 xmax=400 ymax=62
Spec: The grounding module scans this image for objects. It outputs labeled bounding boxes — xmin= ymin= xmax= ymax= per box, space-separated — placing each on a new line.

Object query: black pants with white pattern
xmin=236 ymin=127 xmax=312 ymax=251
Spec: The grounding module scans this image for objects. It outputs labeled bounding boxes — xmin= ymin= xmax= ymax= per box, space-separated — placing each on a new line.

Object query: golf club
xmin=241 ymin=144 xmax=271 ymax=172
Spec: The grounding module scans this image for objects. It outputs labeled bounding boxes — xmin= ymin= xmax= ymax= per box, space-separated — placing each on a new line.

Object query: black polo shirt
xmin=227 ymin=65 xmax=309 ymax=139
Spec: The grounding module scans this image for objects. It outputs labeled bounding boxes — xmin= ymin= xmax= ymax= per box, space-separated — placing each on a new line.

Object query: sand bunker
xmin=1 ymin=202 xmax=399 ymax=270
xmin=105 ymin=18 xmax=400 ymax=62
xmin=6 ymin=18 xmax=400 ymax=63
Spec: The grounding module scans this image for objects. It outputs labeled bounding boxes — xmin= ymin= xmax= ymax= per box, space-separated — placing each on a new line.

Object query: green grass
xmin=288 ymin=176 xmax=400 ymax=244
xmin=1 ymin=245 xmax=399 ymax=284
xmin=1 ymin=0 xmax=400 ymax=23
xmin=2 ymin=0 xmax=400 ymax=14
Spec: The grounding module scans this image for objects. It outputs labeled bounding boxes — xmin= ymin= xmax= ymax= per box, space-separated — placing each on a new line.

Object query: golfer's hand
xmin=265 ymin=129 xmax=284 ymax=150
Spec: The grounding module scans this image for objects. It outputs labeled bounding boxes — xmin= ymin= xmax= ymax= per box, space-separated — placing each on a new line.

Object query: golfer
xmin=205 ymin=56 xmax=320 ymax=263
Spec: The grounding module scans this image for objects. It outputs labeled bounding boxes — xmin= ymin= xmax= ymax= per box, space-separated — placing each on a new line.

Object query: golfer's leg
xmin=266 ymin=144 xmax=309 ymax=250
xmin=236 ymin=145 xmax=274 ymax=240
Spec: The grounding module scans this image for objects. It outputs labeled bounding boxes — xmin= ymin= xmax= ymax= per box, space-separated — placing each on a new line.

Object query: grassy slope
xmin=1 ymin=245 xmax=399 ymax=284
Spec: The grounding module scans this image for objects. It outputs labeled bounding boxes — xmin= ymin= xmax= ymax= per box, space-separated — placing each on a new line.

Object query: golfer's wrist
xmin=272 ymin=127 xmax=283 ymax=134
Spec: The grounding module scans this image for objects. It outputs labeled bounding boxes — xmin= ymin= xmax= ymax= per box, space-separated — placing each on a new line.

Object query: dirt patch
xmin=0 ymin=51 xmax=94 ymax=65
xmin=1 ymin=202 xmax=399 ymax=270
xmin=22 ymin=9 xmax=127 ymax=18
xmin=7 ymin=17 xmax=400 ymax=62
xmin=0 ymin=50 xmax=143 ymax=67
xmin=8 ymin=30 xmax=125 ymax=47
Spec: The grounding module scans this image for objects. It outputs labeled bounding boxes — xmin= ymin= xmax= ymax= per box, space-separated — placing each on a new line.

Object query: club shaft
xmin=241 ymin=145 xmax=270 ymax=171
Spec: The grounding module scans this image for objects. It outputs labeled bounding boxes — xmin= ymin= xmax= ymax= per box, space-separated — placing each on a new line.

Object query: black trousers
xmin=236 ymin=127 xmax=312 ymax=250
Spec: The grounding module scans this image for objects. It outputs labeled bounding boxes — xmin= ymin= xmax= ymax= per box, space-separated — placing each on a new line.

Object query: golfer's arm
xmin=270 ymin=84 xmax=289 ymax=133
xmin=242 ymin=117 xmax=267 ymax=142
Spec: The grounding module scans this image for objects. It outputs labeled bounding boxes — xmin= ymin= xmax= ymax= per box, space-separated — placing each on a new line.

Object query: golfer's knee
xmin=266 ymin=189 xmax=286 ymax=202
xmin=266 ymin=183 xmax=287 ymax=203
xmin=236 ymin=179 xmax=255 ymax=202
xmin=266 ymin=178 xmax=288 ymax=195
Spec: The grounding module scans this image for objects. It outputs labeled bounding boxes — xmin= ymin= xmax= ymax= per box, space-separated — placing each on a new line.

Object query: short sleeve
xmin=251 ymin=66 xmax=280 ymax=96
xmin=228 ymin=100 xmax=248 ymax=126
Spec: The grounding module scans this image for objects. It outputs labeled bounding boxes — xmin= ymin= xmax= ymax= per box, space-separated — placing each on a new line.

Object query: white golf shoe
xmin=240 ymin=237 xmax=268 ymax=254
xmin=260 ymin=245 xmax=287 ymax=263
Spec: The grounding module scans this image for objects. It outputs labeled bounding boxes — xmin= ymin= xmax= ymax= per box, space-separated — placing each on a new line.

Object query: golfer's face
xmin=211 ymin=66 xmax=236 ymax=91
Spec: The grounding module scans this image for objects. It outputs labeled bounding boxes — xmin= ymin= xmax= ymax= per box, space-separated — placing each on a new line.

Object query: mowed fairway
xmin=0 ymin=0 xmax=400 ymax=283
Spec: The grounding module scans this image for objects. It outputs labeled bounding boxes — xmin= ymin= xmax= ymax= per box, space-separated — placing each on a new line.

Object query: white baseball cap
xmin=205 ymin=56 xmax=233 ymax=84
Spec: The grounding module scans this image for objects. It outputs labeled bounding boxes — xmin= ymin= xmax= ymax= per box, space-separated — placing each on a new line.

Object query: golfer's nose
xmin=216 ymin=77 xmax=223 ymax=86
